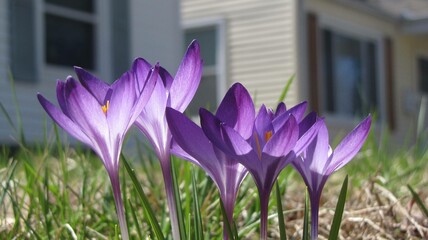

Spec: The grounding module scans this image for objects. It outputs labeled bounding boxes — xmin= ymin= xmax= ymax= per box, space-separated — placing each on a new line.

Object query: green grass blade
xmin=328 ymin=175 xmax=348 ymax=240
xmin=122 ymin=156 xmax=165 ymax=240
xmin=6 ymin=190 xmax=42 ymax=240
xmin=43 ymin=168 xmax=52 ymax=239
xmin=191 ymin=168 xmax=203 ymax=239
xmin=302 ymin=189 xmax=309 ymax=240
xmin=275 ymin=181 xmax=287 ymax=240
xmin=0 ymin=101 xmax=17 ymax=131
xmin=128 ymin=200 xmax=144 ymax=240
xmin=277 ymin=74 xmax=295 ymax=103
xmin=0 ymin=160 xmax=18 ymax=207
xmin=8 ymin=70 xmax=26 ymax=145
xmin=171 ymin=157 xmax=187 ymax=240
xmin=407 ymin=184 xmax=428 ymax=218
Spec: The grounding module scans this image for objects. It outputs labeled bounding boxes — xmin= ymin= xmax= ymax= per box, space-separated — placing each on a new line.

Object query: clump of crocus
xmin=37 ymin=60 xmax=158 ymax=240
xmin=166 ymin=83 xmax=251 ymax=239
xmin=292 ymin=116 xmax=371 ymax=240
xmin=200 ymin=84 xmax=321 ymax=240
xmin=134 ymin=40 xmax=202 ymax=239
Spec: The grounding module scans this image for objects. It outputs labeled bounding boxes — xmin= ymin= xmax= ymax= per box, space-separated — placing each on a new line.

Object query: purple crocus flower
xmin=292 ymin=116 xmax=371 ymax=240
xmin=133 ymin=40 xmax=202 ymax=239
xmin=166 ymin=83 xmax=252 ymax=239
xmin=37 ymin=60 xmax=158 ymax=240
xmin=200 ymin=85 xmax=321 ymax=240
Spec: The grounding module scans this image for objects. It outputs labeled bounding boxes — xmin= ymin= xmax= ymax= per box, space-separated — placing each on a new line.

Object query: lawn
xmin=1 ymin=125 xmax=427 ymax=239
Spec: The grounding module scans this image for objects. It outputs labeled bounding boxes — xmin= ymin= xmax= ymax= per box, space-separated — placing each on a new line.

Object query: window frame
xmin=34 ymin=0 xmax=112 ymax=80
xmin=182 ymin=17 xmax=227 ymax=111
xmin=317 ymin=15 xmax=386 ymax=123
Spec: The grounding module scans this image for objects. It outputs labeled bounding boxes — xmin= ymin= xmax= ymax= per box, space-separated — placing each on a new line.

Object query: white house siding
xmin=305 ymin=0 xmax=428 ymax=141
xmin=181 ymin=0 xmax=300 ymax=109
xmin=130 ymin=0 xmax=182 ymax=73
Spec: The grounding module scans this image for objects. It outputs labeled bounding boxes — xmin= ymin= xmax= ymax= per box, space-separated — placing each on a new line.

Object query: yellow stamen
xmin=254 ymin=131 xmax=262 ymax=160
xmin=101 ymin=100 xmax=110 ymax=115
xmin=265 ymin=131 xmax=273 ymax=142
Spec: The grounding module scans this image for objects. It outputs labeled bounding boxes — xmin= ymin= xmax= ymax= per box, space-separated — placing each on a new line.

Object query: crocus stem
xmin=160 ymin=156 xmax=180 ymax=240
xmin=259 ymin=194 xmax=270 ymax=240
xmin=109 ymin=170 xmax=129 ymax=240
xmin=310 ymin=194 xmax=320 ymax=240
xmin=222 ymin=194 xmax=236 ymax=240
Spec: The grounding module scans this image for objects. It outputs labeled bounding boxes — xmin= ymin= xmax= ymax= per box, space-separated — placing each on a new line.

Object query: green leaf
xmin=328 ymin=175 xmax=348 ymax=240
xmin=277 ymin=74 xmax=295 ymax=103
xmin=191 ymin=168 xmax=203 ymax=239
xmin=408 ymin=184 xmax=428 ymax=218
xmin=275 ymin=181 xmax=287 ymax=240
xmin=122 ymin=156 xmax=165 ymax=240
xmin=302 ymin=188 xmax=309 ymax=240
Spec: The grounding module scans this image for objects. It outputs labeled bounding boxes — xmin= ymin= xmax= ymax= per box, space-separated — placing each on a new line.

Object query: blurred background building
xmin=182 ymin=0 xmax=428 ymax=141
xmin=2 ymin=0 xmax=428 ymax=145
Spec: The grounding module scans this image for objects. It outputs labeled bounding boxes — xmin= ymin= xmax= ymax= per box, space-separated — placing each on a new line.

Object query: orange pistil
xmin=254 ymin=131 xmax=262 ymax=160
xmin=101 ymin=100 xmax=110 ymax=115
xmin=264 ymin=131 xmax=273 ymax=142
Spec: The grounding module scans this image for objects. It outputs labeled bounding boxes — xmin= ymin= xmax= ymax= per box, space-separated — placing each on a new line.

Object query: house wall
xmin=130 ymin=0 xmax=182 ymax=72
xmin=181 ymin=0 xmax=300 ymax=109
xmin=0 ymin=0 xmax=182 ymax=145
xmin=305 ymin=0 xmax=428 ymax=141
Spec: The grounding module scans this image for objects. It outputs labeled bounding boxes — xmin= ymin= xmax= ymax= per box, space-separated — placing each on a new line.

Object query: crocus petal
xmin=135 ymin=72 xmax=167 ymax=155
xmin=170 ymin=140 xmax=201 ymax=167
xmin=286 ymin=101 xmax=307 ymax=122
xmin=169 ymin=40 xmax=203 ymax=112
xmin=291 ymin=156 xmax=313 ymax=191
xmin=298 ymin=111 xmax=318 ymax=138
xmin=221 ymin=124 xmax=253 ymax=156
xmin=63 ymin=77 xmax=110 ymax=150
xmin=107 ymin=71 xmax=138 ymax=137
xmin=274 ymin=102 xmax=287 ymax=117
xmin=254 ymin=105 xmax=273 ymax=144
xmin=327 ymin=116 xmax=371 ymax=174
xmin=159 ymin=66 xmax=173 ymax=91
xmin=132 ymin=58 xmax=153 ymax=95
xmin=56 ymin=80 xmax=69 ymax=116
xmin=294 ymin=117 xmax=322 ymax=155
xmin=74 ymin=67 xmax=110 ymax=105
xmin=306 ymin=122 xmax=329 ymax=173
xmin=37 ymin=93 xmax=92 ymax=146
xmin=166 ymin=107 xmax=218 ymax=167
xmin=131 ymin=65 xmax=159 ymax=124
xmin=200 ymin=108 xmax=236 ymax=155
xmin=215 ymin=82 xmax=255 ymax=139
xmin=263 ymin=115 xmax=298 ymax=157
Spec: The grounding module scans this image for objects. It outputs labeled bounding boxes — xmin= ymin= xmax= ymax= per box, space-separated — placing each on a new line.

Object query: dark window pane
xmin=186 ymin=75 xmax=217 ymax=115
xmin=45 ymin=0 xmax=94 ymax=12
xmin=419 ymin=58 xmax=428 ymax=94
xmin=185 ymin=27 xmax=216 ymax=66
xmin=333 ymin=32 xmax=362 ymax=116
xmin=323 ymin=30 xmax=378 ymax=117
xmin=45 ymin=14 xmax=94 ymax=69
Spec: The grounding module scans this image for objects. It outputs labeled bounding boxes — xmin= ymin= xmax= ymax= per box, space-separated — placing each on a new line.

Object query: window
xmin=44 ymin=0 xmax=96 ymax=69
xmin=322 ymin=29 xmax=378 ymax=118
xmin=419 ymin=57 xmax=428 ymax=94
xmin=185 ymin=26 xmax=220 ymax=115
